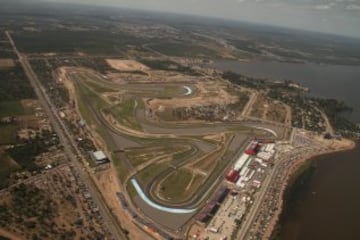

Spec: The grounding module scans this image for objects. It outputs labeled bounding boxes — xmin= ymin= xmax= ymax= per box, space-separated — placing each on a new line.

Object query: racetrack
xmin=63 ymin=67 xmax=285 ymax=231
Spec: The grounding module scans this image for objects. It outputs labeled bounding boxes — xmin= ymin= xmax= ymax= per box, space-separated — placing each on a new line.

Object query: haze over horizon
xmin=40 ymin=0 xmax=360 ymax=38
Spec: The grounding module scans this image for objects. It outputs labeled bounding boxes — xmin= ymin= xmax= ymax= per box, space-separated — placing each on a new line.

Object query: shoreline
xmin=263 ymin=139 xmax=356 ymax=240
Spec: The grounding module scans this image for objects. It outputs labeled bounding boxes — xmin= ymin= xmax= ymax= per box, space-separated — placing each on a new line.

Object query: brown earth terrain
xmin=106 ymin=59 xmax=149 ymax=72
xmin=0 ymin=58 xmax=15 ymax=68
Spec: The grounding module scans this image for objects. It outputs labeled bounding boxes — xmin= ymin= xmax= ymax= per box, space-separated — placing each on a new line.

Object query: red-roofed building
xmin=245 ymin=142 xmax=260 ymax=155
xmin=226 ymin=169 xmax=240 ymax=183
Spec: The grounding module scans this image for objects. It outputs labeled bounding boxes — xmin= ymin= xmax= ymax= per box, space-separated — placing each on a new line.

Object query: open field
xmin=106 ymin=59 xmax=149 ymax=72
xmin=82 ymin=79 xmax=117 ymax=93
xmin=0 ymin=166 xmax=108 ymax=239
xmin=0 ymin=66 xmax=54 ymax=187
xmin=148 ymin=42 xmax=218 ymax=57
xmin=0 ymin=101 xmax=24 ymax=117
xmin=126 ymin=144 xmax=192 ymax=168
xmin=112 ymin=153 xmax=131 ymax=183
xmin=13 ymin=30 xmax=147 ymax=55
xmin=0 ymin=42 xmax=16 ymax=58
xmin=0 ymin=125 xmax=19 ymax=145
xmin=137 ymin=162 xmax=169 ymax=184
xmin=0 ymin=151 xmax=20 ymax=188
xmin=0 ymin=59 xmax=15 ymax=68
xmin=0 ymin=65 xmax=35 ymax=102
xmin=250 ymin=94 xmax=288 ymax=123
xmin=159 ymin=168 xmax=205 ymax=201
xmin=105 ymin=97 xmax=142 ymax=131
xmin=138 ymin=58 xmax=201 ymax=76
xmin=266 ymin=102 xmax=288 ymax=123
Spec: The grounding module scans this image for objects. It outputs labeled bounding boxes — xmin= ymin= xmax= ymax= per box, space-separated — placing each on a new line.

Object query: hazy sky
xmin=48 ymin=0 xmax=360 ymax=37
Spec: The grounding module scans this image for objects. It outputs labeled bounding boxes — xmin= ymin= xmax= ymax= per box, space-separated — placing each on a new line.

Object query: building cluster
xmin=193 ymin=139 xmax=277 ymax=240
xmin=226 ymin=140 xmax=275 ymax=189
xmin=195 ymin=187 xmax=230 ymax=224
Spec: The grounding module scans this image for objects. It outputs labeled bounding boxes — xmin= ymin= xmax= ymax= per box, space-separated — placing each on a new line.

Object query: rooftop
xmin=92 ymin=150 xmax=107 ymax=161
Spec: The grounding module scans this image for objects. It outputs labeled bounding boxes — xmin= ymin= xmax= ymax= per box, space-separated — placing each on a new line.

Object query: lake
xmin=214 ymin=60 xmax=360 ymax=122
xmin=277 ymin=143 xmax=360 ymax=240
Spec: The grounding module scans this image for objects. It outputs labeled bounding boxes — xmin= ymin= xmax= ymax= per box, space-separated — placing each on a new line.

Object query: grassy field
xmin=266 ymin=103 xmax=287 ymax=123
xmin=75 ymin=79 xmax=119 ymax=151
xmin=137 ymin=162 xmax=169 ymax=184
xmin=106 ymin=97 xmax=142 ymax=131
xmin=171 ymin=146 xmax=198 ymax=166
xmin=126 ymin=144 xmax=192 ymax=167
xmin=250 ymin=95 xmax=266 ymax=118
xmin=159 ymin=168 xmax=204 ymax=201
xmin=192 ymin=149 xmax=222 ymax=173
xmin=0 ymin=101 xmax=24 ymax=118
xmin=123 ymin=85 xmax=187 ymax=98
xmin=13 ymin=30 xmax=146 ymax=55
xmin=0 ymin=125 xmax=19 ymax=145
xmin=126 ymin=181 xmax=138 ymax=198
xmin=76 ymin=86 xmax=95 ymax=127
xmin=156 ymin=108 xmax=179 ymax=121
xmin=83 ymin=78 xmax=117 ymax=93
xmin=126 ymin=146 xmax=170 ymax=167
xmin=148 ymin=42 xmax=217 ymax=57
xmin=0 ymin=65 xmax=35 ymax=102
xmin=0 ymin=153 xmax=20 ymax=188
xmin=112 ymin=153 xmax=130 ymax=183
xmin=76 ymin=79 xmax=108 ymax=124
xmin=160 ymin=86 xmax=188 ymax=98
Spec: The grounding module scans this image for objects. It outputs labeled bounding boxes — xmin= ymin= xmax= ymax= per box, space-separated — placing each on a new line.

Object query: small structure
xmin=234 ymin=154 xmax=251 ymax=171
xmin=245 ymin=141 xmax=260 ymax=155
xmin=79 ymin=119 xmax=86 ymax=128
xmin=225 ymin=169 xmax=239 ymax=183
xmin=90 ymin=150 xmax=109 ymax=165
xmin=213 ymin=187 xmax=229 ymax=204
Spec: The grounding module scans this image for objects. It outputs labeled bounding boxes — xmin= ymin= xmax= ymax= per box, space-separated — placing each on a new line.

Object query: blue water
xmin=214 ymin=60 xmax=360 ymax=122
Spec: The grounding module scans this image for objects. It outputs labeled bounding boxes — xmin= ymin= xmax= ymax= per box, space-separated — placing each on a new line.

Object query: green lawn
xmin=0 ymin=101 xmax=24 ymax=117
xmin=137 ymin=162 xmax=169 ymax=184
xmin=0 ymin=152 xmax=21 ymax=188
xmin=126 ymin=144 xmax=191 ymax=167
xmin=0 ymin=125 xmax=19 ymax=145
xmin=106 ymin=98 xmax=142 ymax=130
xmin=126 ymin=182 xmax=138 ymax=198
xmin=160 ymin=169 xmax=204 ymax=201
xmin=149 ymin=42 xmax=217 ymax=57
xmin=76 ymin=80 xmax=119 ymax=151
xmin=112 ymin=153 xmax=130 ymax=183
xmin=84 ymin=79 xmax=117 ymax=93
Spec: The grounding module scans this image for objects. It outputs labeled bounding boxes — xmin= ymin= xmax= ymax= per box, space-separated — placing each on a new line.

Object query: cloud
xmin=346 ymin=4 xmax=360 ymax=10
xmin=314 ymin=4 xmax=331 ymax=10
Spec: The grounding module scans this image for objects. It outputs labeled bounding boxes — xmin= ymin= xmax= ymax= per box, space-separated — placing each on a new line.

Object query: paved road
xmin=6 ymin=31 xmax=127 ymax=240
xmin=236 ymin=162 xmax=278 ymax=240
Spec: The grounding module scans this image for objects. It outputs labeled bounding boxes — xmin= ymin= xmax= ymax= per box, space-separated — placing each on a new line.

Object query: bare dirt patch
xmin=0 ymin=59 xmax=15 ymax=68
xmin=95 ymin=168 xmax=150 ymax=240
xmin=266 ymin=101 xmax=288 ymax=123
xmin=0 ymin=228 xmax=22 ymax=240
xmin=250 ymin=94 xmax=288 ymax=123
xmin=106 ymin=59 xmax=149 ymax=72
